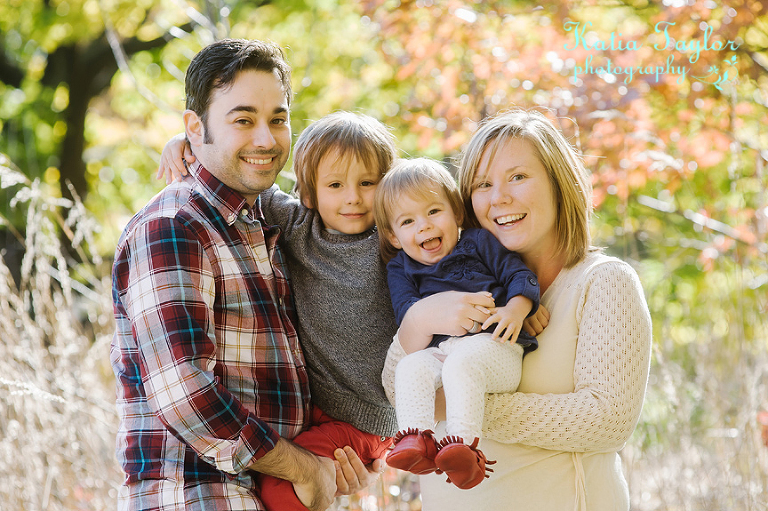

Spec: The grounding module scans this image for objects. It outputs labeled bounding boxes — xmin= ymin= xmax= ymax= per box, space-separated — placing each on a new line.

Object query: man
xmin=111 ymin=39 xmax=374 ymax=511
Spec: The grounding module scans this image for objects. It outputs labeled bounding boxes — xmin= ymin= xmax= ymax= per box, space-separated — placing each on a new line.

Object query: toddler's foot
xmin=386 ymin=428 xmax=441 ymax=475
xmin=434 ymin=436 xmax=495 ymax=490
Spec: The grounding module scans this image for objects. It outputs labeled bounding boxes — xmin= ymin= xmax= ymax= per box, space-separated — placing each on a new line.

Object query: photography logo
xmin=564 ymin=21 xmax=739 ymax=90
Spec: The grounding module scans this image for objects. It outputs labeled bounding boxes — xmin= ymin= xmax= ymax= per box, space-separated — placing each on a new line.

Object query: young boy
xmin=373 ymin=158 xmax=541 ymax=490
xmin=159 ymin=112 xmax=398 ymax=511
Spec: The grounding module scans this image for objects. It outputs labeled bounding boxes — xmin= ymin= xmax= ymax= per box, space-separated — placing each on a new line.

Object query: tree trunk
xmin=59 ymin=66 xmax=90 ymax=203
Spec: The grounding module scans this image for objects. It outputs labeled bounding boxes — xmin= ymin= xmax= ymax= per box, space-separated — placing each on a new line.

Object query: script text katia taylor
xmin=564 ymin=21 xmax=740 ymax=85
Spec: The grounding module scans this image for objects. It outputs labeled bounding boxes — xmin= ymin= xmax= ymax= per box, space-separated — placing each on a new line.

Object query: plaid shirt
xmin=110 ymin=162 xmax=310 ymax=510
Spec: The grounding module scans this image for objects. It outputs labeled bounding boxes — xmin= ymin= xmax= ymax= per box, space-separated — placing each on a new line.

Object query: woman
xmin=381 ymin=109 xmax=652 ymax=510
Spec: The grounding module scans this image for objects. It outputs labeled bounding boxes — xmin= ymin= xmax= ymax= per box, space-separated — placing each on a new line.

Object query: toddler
xmin=373 ymin=158 xmax=541 ymax=490
xmin=159 ymin=112 xmax=398 ymax=511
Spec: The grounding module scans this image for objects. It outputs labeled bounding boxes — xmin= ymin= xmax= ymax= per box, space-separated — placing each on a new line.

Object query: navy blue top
xmin=387 ymin=228 xmax=540 ymax=350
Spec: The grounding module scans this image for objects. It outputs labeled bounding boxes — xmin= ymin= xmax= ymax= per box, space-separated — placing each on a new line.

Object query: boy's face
xmin=387 ymin=190 xmax=461 ymax=266
xmin=310 ymin=149 xmax=380 ymax=234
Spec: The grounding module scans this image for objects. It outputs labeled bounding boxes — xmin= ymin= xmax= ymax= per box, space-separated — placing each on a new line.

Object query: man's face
xmin=185 ymin=69 xmax=291 ymax=204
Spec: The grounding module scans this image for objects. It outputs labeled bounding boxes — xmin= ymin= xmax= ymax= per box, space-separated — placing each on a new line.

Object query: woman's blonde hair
xmin=374 ymin=158 xmax=465 ymax=263
xmin=456 ymin=109 xmax=593 ymax=268
xmin=293 ymin=111 xmax=397 ymax=208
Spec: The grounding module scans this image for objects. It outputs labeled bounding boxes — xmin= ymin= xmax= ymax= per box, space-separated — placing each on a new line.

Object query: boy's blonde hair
xmin=456 ymin=109 xmax=593 ymax=268
xmin=374 ymin=158 xmax=465 ymax=263
xmin=293 ymin=111 xmax=397 ymax=208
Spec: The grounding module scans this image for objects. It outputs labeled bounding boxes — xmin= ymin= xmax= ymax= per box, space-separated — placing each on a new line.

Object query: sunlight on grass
xmin=1 ymin=153 xmax=766 ymax=510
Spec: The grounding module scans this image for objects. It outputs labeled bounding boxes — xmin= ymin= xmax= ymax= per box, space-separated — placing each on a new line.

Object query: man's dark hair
xmin=185 ymin=39 xmax=292 ymax=133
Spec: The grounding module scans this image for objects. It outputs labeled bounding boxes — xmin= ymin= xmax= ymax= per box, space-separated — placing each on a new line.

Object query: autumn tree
xmin=0 ymin=0 xmax=766 ymax=508
xmin=0 ymin=1 xmax=206 ymax=204
xmin=360 ymin=1 xmax=768 ymax=507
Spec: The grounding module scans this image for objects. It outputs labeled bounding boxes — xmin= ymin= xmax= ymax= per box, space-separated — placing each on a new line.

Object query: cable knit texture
xmin=382 ymin=251 xmax=652 ymax=510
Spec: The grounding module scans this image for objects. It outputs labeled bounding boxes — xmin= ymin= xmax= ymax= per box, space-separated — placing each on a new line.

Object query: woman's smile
xmin=493 ymin=213 xmax=526 ymax=226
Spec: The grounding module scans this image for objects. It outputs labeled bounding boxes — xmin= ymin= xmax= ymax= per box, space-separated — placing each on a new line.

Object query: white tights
xmin=394 ymin=333 xmax=524 ymax=441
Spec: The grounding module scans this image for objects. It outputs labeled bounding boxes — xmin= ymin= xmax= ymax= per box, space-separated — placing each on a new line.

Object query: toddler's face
xmin=312 ymin=149 xmax=380 ymax=234
xmin=387 ymin=191 xmax=461 ymax=266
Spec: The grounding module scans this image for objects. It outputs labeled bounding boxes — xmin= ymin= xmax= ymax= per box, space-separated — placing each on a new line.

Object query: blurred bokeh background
xmin=1 ymin=0 xmax=766 ymax=509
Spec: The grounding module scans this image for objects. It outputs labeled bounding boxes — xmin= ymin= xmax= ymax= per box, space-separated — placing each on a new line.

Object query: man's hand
xmin=292 ymin=456 xmax=336 ymax=511
xmin=333 ymin=446 xmax=385 ymax=496
xmin=248 ymin=438 xmax=336 ymax=511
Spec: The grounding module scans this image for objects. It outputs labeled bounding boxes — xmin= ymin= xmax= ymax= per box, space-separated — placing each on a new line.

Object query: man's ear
xmin=183 ymin=110 xmax=204 ymax=147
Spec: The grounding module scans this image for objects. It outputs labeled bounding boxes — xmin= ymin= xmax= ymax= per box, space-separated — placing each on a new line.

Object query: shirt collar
xmin=189 ymin=160 xmax=265 ymax=225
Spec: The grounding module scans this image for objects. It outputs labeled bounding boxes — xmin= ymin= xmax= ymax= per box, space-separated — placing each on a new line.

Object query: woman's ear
xmin=451 ymin=202 xmax=465 ymax=228
xmin=183 ymin=110 xmax=204 ymax=147
xmin=455 ymin=208 xmax=465 ymax=228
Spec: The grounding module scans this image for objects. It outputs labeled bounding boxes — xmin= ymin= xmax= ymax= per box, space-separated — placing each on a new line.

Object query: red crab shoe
xmin=434 ymin=436 xmax=496 ymax=490
xmin=386 ymin=428 xmax=441 ymax=475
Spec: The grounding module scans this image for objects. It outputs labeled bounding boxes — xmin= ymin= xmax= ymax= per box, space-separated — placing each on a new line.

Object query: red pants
xmin=258 ymin=406 xmax=393 ymax=511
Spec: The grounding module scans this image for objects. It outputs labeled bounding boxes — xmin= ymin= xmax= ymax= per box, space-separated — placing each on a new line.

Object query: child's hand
xmin=523 ymin=305 xmax=549 ymax=337
xmin=482 ymin=295 xmax=532 ymax=344
xmin=157 ymin=133 xmax=195 ymax=184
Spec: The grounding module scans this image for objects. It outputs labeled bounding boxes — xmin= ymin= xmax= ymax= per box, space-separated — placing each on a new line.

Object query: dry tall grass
xmin=1 ymin=152 xmax=766 ymax=510
xmin=0 ymin=155 xmax=120 ymax=509
xmin=625 ymin=257 xmax=768 ymax=511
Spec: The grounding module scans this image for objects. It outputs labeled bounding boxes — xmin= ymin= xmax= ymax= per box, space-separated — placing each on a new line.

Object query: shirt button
xmin=241 ymin=209 xmax=248 ymax=216
xmin=227 ymin=213 xmax=236 ymax=223
xmin=528 ymin=276 xmax=538 ymax=285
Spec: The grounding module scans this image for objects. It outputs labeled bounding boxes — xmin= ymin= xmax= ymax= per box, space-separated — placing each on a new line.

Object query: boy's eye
xmin=474 ymin=181 xmax=490 ymax=189
xmin=328 ymin=182 xmax=342 ymax=189
xmin=236 ymin=118 xmax=252 ymax=125
xmin=400 ymin=219 xmax=413 ymax=226
xmin=361 ymin=180 xmax=376 ymax=187
xmin=272 ymin=118 xmax=288 ymax=125
xmin=428 ymin=208 xmax=441 ymax=215
xmin=511 ymin=173 xmax=524 ymax=181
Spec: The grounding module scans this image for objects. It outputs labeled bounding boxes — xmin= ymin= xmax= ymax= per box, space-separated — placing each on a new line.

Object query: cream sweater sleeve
xmin=382 ymin=334 xmax=405 ymax=408
xmin=481 ymin=259 xmax=652 ymax=452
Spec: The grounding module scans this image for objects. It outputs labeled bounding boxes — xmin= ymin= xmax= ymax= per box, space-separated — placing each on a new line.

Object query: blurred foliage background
xmin=1 ymin=0 xmax=767 ymax=509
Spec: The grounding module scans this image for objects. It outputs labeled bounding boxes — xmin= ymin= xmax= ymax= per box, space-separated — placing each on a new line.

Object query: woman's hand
xmin=333 ymin=447 xmax=385 ymax=496
xmin=156 ymin=133 xmax=195 ymax=184
xmin=522 ymin=304 xmax=550 ymax=337
xmin=399 ymin=291 xmax=495 ymax=353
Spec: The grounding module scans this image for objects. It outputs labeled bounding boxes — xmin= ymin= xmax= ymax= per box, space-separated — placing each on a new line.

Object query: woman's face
xmin=470 ymin=137 xmax=559 ymax=263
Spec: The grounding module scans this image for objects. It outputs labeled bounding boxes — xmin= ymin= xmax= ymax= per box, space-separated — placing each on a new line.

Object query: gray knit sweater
xmin=260 ymin=185 xmax=398 ymax=437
